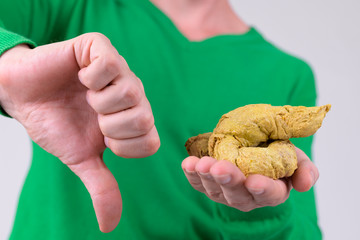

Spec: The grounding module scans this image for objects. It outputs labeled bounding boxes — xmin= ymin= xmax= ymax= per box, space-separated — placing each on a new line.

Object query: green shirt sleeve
xmin=0 ymin=26 xmax=37 ymax=56
xmin=0 ymin=0 xmax=78 ymax=45
xmin=0 ymin=0 xmax=76 ymax=117
xmin=288 ymin=61 xmax=317 ymax=107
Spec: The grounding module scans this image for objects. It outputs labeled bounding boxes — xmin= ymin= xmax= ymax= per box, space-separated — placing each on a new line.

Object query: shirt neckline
xmin=138 ymin=0 xmax=264 ymax=49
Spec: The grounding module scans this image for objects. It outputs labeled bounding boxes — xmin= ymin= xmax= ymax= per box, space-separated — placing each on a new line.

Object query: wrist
xmin=0 ymin=45 xmax=31 ymax=118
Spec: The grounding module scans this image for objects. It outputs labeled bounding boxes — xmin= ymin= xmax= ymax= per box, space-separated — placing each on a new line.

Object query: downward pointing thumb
xmin=67 ymin=157 xmax=122 ymax=232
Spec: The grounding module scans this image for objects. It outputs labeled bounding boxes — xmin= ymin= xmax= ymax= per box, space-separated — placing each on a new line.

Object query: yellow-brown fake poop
xmin=185 ymin=104 xmax=331 ymax=179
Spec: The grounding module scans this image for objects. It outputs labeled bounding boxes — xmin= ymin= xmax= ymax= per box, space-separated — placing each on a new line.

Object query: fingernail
xmin=310 ymin=171 xmax=316 ymax=185
xmin=199 ymin=172 xmax=214 ymax=180
xmin=184 ymin=169 xmax=196 ymax=175
xmin=248 ymin=188 xmax=264 ymax=195
xmin=104 ymin=137 xmax=109 ymax=148
xmin=214 ymin=174 xmax=231 ymax=185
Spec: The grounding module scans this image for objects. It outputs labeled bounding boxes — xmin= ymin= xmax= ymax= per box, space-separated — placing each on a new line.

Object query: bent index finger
xmin=74 ymin=33 xmax=130 ymax=91
xmin=68 ymin=157 xmax=122 ymax=233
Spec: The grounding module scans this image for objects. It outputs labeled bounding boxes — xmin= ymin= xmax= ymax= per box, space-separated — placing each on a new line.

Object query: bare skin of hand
xmin=0 ymin=33 xmax=160 ymax=232
xmin=182 ymin=148 xmax=319 ymax=211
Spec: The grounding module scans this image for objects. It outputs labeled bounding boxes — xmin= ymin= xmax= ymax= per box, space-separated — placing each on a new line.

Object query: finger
xmin=245 ymin=174 xmax=290 ymax=207
xmin=86 ymin=76 xmax=144 ymax=114
xmin=67 ymin=157 xmax=122 ymax=233
xmin=105 ymin=125 xmax=160 ymax=158
xmin=210 ymin=160 xmax=254 ymax=210
xmin=74 ymin=33 xmax=130 ymax=91
xmin=195 ymin=157 xmax=226 ymax=203
xmin=78 ymin=54 xmax=124 ymax=91
xmin=292 ymin=147 xmax=319 ymax=192
xmin=98 ymin=98 xmax=154 ymax=139
xmin=182 ymin=156 xmax=206 ymax=192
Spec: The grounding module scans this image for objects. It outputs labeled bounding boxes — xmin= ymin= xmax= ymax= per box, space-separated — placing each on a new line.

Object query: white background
xmin=1 ymin=0 xmax=359 ymax=239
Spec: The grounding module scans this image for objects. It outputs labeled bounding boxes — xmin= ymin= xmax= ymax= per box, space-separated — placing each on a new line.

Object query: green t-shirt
xmin=0 ymin=0 xmax=321 ymax=239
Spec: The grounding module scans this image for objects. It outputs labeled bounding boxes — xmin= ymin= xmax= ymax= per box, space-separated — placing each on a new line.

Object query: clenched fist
xmin=0 ymin=33 xmax=160 ymax=232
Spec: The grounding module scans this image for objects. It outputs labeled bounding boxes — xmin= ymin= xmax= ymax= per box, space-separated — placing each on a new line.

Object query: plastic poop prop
xmin=185 ymin=104 xmax=331 ymax=179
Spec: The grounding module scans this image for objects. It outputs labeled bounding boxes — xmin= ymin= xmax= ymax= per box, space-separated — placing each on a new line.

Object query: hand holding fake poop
xmin=182 ymin=104 xmax=330 ymax=211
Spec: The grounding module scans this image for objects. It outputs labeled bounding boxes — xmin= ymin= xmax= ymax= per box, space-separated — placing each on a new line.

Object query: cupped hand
xmin=181 ymin=147 xmax=319 ymax=211
xmin=0 ymin=33 xmax=160 ymax=232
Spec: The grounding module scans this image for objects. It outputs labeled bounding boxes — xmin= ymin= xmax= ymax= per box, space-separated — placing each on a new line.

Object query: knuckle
xmin=189 ymin=181 xmax=203 ymax=189
xmin=255 ymin=202 xmax=266 ymax=208
xmin=87 ymin=32 xmax=107 ymax=40
xmin=110 ymin=145 xmax=124 ymax=157
xmin=193 ymin=187 xmax=206 ymax=193
xmin=123 ymin=83 xmax=142 ymax=107
xmin=207 ymin=191 xmax=224 ymax=199
xmin=142 ymin=135 xmax=160 ymax=155
xmin=102 ymin=56 xmax=119 ymax=77
xmin=227 ymin=201 xmax=240 ymax=207
xmin=135 ymin=110 xmax=155 ymax=134
xmin=85 ymin=32 xmax=112 ymax=46
xmin=199 ymin=173 xmax=214 ymax=181
xmin=117 ymin=54 xmax=128 ymax=66
xmin=107 ymin=140 xmax=127 ymax=157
